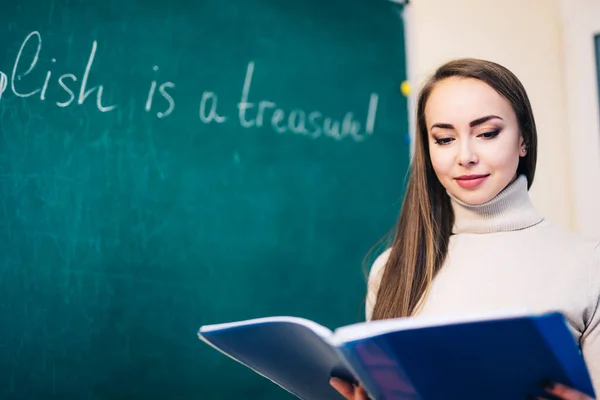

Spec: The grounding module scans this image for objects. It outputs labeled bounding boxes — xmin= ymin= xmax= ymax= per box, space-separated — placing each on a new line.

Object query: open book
xmin=198 ymin=310 xmax=596 ymax=400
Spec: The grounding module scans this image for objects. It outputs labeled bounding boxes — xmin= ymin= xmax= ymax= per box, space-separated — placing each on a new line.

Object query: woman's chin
xmin=450 ymin=187 xmax=496 ymax=206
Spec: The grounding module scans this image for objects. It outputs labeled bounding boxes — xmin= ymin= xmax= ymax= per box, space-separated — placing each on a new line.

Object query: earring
xmin=521 ymin=146 xmax=527 ymax=155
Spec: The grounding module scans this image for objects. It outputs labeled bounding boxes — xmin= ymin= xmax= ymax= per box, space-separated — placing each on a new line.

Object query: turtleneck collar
xmin=449 ymin=175 xmax=544 ymax=234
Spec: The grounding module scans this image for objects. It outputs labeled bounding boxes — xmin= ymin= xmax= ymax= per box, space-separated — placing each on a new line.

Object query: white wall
xmin=403 ymin=0 xmax=580 ymax=235
xmin=559 ymin=0 xmax=600 ymax=241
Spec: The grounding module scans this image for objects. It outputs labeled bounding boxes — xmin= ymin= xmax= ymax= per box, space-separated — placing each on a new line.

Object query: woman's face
xmin=424 ymin=77 xmax=526 ymax=205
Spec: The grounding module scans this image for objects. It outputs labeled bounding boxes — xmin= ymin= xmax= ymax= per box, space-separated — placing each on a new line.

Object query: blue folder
xmin=198 ymin=311 xmax=596 ymax=400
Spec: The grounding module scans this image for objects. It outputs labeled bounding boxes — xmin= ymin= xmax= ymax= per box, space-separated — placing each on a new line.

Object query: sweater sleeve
xmin=582 ymin=242 xmax=600 ymax=395
xmin=365 ymin=248 xmax=391 ymax=321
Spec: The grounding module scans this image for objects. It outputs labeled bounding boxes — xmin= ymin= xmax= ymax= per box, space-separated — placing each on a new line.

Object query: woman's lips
xmin=455 ymin=174 xmax=489 ymax=189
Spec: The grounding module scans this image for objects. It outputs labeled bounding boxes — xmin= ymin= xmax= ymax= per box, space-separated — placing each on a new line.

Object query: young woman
xmin=330 ymin=58 xmax=599 ymax=400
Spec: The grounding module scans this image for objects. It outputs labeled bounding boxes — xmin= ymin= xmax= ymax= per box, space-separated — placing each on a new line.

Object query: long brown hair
xmin=370 ymin=58 xmax=538 ymax=320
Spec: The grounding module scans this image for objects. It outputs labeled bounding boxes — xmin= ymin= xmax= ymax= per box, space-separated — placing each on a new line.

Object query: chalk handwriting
xmin=56 ymin=74 xmax=77 ymax=107
xmin=78 ymin=40 xmax=116 ymax=112
xmin=1 ymin=30 xmax=381 ymax=142
xmin=40 ymin=58 xmax=56 ymax=100
xmin=235 ymin=61 xmax=378 ymax=141
xmin=0 ymin=71 xmax=6 ymax=102
xmin=6 ymin=30 xmax=117 ymax=112
xmin=12 ymin=31 xmax=42 ymax=98
xmin=199 ymin=91 xmax=226 ymax=124
xmin=145 ymin=66 xmax=175 ymax=118
xmin=237 ymin=61 xmax=256 ymax=128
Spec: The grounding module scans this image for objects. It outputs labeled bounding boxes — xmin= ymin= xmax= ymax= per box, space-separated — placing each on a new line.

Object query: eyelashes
xmin=480 ymin=129 xmax=500 ymax=139
xmin=434 ymin=137 xmax=453 ymax=145
xmin=432 ymin=129 xmax=501 ymax=145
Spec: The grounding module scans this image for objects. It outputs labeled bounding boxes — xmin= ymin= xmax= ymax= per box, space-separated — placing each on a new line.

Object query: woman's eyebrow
xmin=430 ymin=115 xmax=503 ymax=130
xmin=430 ymin=122 xmax=454 ymax=130
xmin=469 ymin=115 xmax=503 ymax=127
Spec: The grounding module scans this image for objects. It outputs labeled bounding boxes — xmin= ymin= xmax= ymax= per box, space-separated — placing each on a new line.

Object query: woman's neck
xmin=448 ymin=175 xmax=544 ymax=234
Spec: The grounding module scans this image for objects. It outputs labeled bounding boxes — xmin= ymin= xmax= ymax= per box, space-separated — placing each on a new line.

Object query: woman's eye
xmin=434 ymin=137 xmax=454 ymax=145
xmin=480 ymin=130 xmax=500 ymax=139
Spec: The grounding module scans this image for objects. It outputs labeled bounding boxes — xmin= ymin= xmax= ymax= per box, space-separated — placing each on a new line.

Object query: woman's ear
xmin=519 ymin=135 xmax=527 ymax=157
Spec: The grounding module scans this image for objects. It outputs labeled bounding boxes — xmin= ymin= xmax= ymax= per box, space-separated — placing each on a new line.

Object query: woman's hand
xmin=329 ymin=377 xmax=370 ymax=400
xmin=534 ymin=382 xmax=595 ymax=400
xmin=331 ymin=379 xmax=596 ymax=400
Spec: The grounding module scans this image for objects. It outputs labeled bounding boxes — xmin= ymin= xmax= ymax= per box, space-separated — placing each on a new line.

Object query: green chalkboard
xmin=0 ymin=1 xmax=409 ymax=399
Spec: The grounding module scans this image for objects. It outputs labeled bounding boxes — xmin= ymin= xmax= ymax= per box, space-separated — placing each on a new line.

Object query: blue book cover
xmin=198 ymin=311 xmax=596 ymax=400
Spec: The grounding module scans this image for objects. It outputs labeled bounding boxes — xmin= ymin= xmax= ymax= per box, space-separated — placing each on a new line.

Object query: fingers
xmin=329 ymin=377 xmax=371 ymax=400
xmin=542 ymin=382 xmax=594 ymax=400
xmin=330 ymin=377 xmax=356 ymax=399
xmin=355 ymin=385 xmax=370 ymax=400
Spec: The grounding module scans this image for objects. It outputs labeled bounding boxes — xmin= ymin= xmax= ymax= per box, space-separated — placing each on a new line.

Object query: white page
xmin=199 ymin=315 xmax=334 ymax=340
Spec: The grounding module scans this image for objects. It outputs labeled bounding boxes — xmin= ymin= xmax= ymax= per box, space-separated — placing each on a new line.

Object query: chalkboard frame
xmin=595 ymin=32 xmax=600 ymax=139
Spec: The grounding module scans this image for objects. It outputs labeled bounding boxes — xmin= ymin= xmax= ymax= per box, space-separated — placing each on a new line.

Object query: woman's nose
xmin=458 ymin=141 xmax=478 ymax=166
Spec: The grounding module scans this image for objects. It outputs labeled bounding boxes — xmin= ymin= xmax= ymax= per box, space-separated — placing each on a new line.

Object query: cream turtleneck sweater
xmin=365 ymin=175 xmax=600 ymax=394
